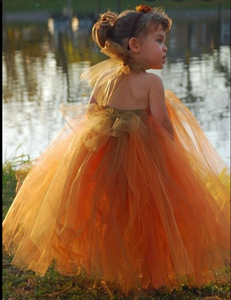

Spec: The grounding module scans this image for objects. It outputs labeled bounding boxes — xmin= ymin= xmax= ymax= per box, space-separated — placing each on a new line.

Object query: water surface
xmin=3 ymin=10 xmax=230 ymax=166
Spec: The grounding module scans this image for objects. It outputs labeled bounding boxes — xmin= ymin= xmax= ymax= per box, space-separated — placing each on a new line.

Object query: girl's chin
xmin=153 ymin=66 xmax=164 ymax=70
xmin=145 ymin=64 xmax=164 ymax=70
xmin=150 ymin=62 xmax=165 ymax=70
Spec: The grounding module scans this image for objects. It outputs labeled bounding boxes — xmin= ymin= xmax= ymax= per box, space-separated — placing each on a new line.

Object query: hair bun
xmin=99 ymin=12 xmax=117 ymax=27
xmin=92 ymin=11 xmax=118 ymax=48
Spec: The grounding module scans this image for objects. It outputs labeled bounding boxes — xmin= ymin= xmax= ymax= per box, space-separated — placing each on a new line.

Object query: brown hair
xmin=92 ymin=7 xmax=172 ymax=61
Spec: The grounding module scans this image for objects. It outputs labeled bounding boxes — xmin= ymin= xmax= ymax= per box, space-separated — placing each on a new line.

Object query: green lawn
xmin=4 ymin=0 xmax=230 ymax=14
xmin=2 ymin=159 xmax=231 ymax=299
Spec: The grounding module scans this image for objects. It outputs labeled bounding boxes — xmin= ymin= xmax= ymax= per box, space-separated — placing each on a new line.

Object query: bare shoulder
xmin=144 ymin=73 xmax=164 ymax=90
xmin=130 ymin=72 xmax=163 ymax=91
xmin=144 ymin=73 xmax=165 ymax=102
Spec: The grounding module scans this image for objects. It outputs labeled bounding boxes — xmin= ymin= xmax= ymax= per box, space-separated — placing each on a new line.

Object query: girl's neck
xmin=128 ymin=58 xmax=146 ymax=73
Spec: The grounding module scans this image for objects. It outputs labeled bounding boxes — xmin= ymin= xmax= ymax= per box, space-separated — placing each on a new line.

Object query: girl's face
xmin=138 ymin=24 xmax=168 ymax=70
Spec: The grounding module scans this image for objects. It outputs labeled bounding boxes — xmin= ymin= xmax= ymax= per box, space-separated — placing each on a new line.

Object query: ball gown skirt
xmin=2 ymin=90 xmax=230 ymax=293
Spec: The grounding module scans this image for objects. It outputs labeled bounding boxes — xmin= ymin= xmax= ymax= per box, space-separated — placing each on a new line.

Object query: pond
xmin=2 ymin=8 xmax=230 ymax=167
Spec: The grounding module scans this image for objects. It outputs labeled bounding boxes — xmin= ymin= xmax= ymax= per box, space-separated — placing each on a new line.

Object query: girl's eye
xmin=157 ymin=39 xmax=162 ymax=43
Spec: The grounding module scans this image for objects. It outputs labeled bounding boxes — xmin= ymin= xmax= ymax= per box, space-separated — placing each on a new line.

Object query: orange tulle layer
xmin=3 ymin=90 xmax=230 ymax=293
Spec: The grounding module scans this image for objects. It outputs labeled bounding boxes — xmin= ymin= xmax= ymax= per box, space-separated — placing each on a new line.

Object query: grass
xmin=2 ymin=158 xmax=231 ymax=300
xmin=2 ymin=154 xmax=31 ymax=220
xmin=3 ymin=0 xmax=230 ymax=14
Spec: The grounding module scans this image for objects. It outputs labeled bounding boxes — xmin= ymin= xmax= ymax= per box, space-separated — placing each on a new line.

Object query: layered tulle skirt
xmin=3 ymin=90 xmax=230 ymax=292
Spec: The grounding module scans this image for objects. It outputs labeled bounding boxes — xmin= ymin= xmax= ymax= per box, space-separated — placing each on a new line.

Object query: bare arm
xmin=88 ymin=95 xmax=97 ymax=105
xmin=148 ymin=74 xmax=174 ymax=138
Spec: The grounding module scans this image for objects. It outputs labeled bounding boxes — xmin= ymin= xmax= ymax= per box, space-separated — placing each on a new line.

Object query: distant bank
xmin=3 ymin=8 xmax=230 ymax=24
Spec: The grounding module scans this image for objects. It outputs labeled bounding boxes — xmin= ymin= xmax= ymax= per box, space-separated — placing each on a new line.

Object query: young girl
xmin=3 ymin=5 xmax=230 ymax=294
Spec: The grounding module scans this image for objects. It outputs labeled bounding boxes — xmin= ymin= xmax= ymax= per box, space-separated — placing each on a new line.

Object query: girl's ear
xmin=128 ymin=37 xmax=140 ymax=53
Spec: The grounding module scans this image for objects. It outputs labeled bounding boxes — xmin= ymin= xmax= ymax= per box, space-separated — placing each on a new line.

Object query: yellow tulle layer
xmin=3 ymin=90 xmax=230 ymax=293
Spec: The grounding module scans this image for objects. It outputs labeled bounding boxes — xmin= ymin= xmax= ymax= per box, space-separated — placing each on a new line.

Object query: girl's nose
xmin=163 ymin=45 xmax=168 ymax=52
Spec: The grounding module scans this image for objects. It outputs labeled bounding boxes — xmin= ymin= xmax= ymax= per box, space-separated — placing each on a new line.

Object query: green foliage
xmin=4 ymin=0 xmax=230 ymax=13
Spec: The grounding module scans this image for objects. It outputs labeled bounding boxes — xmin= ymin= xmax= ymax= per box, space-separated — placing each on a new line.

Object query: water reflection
xmin=2 ymin=10 xmax=230 ymax=166
xmin=48 ymin=16 xmax=79 ymax=35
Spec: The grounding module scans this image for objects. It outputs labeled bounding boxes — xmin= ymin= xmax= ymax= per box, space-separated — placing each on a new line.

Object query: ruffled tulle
xmin=3 ymin=90 xmax=230 ymax=293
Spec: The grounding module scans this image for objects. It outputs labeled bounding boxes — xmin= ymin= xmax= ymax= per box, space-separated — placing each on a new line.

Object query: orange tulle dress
xmin=2 ymin=58 xmax=230 ymax=293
